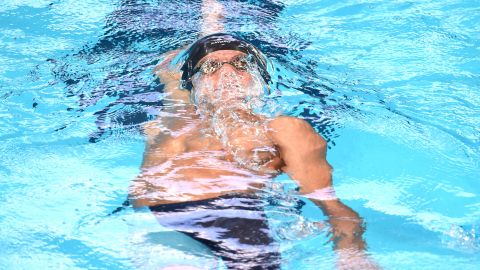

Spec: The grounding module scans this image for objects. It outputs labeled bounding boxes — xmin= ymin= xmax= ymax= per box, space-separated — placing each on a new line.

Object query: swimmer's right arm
xmin=131 ymin=51 xmax=193 ymax=207
xmin=128 ymin=134 xmax=187 ymax=208
xmin=153 ymin=0 xmax=226 ymax=103
xmin=153 ymin=50 xmax=190 ymax=105
xmin=200 ymin=0 xmax=225 ymax=36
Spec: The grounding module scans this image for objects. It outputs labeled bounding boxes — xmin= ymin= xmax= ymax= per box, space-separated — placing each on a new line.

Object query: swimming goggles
xmin=192 ymin=54 xmax=257 ymax=76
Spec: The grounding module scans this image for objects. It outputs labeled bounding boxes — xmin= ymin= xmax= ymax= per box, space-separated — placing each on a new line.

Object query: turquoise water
xmin=1 ymin=0 xmax=479 ymax=269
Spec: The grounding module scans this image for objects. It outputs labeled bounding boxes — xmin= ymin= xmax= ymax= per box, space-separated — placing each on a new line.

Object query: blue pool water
xmin=1 ymin=0 xmax=479 ymax=269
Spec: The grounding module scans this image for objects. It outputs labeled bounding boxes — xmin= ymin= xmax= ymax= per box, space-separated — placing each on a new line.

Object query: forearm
xmin=311 ymin=197 xmax=382 ymax=269
xmin=153 ymin=49 xmax=191 ymax=105
xmin=201 ymin=0 xmax=225 ymax=36
xmin=295 ymin=169 xmax=366 ymax=251
xmin=269 ymin=117 xmax=378 ymax=268
xmin=289 ymin=156 xmax=366 ymax=250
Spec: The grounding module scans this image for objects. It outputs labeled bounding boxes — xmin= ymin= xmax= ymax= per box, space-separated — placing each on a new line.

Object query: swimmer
xmin=129 ymin=0 xmax=379 ymax=269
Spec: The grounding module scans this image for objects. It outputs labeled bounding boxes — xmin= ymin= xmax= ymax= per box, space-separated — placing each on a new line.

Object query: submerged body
xmin=128 ymin=49 xmax=339 ymax=269
xmin=130 ymin=97 xmax=325 ymax=205
xmin=131 ymin=49 xmax=331 ymax=206
xmin=128 ymin=2 xmax=379 ymax=268
xmin=129 ymin=48 xmax=377 ymax=269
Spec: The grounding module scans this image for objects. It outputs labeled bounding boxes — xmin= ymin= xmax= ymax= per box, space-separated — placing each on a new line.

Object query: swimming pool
xmin=0 ymin=0 xmax=479 ymax=269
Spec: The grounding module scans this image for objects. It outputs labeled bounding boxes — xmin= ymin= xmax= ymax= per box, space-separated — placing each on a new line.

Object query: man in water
xmin=129 ymin=1 xmax=379 ymax=269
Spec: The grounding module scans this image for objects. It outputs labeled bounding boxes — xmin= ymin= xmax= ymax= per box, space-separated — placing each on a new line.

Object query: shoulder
xmin=269 ymin=116 xmax=315 ymax=133
xmin=268 ymin=116 xmax=326 ymax=146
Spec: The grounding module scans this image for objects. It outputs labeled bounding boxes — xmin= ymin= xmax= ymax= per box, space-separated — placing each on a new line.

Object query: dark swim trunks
xmin=149 ymin=193 xmax=281 ymax=270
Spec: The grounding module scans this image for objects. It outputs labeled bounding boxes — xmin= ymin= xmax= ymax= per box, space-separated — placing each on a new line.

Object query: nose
xmin=218 ymin=63 xmax=238 ymax=74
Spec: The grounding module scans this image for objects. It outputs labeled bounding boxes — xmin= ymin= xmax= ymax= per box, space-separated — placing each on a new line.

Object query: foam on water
xmin=191 ymin=65 xmax=279 ymax=173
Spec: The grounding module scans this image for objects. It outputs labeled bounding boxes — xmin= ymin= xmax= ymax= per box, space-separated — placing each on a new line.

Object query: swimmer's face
xmin=191 ymin=50 xmax=265 ymax=106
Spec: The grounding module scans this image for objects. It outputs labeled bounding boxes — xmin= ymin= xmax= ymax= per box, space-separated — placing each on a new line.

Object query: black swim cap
xmin=180 ymin=33 xmax=271 ymax=91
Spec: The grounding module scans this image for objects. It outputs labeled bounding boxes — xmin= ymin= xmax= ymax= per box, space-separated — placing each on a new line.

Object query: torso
xmin=131 ymin=107 xmax=284 ymax=205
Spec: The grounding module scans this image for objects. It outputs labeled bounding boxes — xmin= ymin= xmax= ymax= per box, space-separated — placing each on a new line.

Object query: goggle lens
xmin=197 ymin=55 xmax=255 ymax=75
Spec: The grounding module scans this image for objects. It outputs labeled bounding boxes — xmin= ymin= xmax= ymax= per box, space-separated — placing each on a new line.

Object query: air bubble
xmin=442 ymin=224 xmax=480 ymax=252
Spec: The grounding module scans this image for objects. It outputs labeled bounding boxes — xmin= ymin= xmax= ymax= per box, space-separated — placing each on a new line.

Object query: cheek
xmin=243 ymin=76 xmax=255 ymax=87
xmin=232 ymin=74 xmax=251 ymax=87
xmin=192 ymin=76 xmax=219 ymax=102
xmin=192 ymin=75 xmax=211 ymax=93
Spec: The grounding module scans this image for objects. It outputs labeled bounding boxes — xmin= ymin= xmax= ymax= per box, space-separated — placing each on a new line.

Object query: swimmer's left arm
xmin=268 ymin=116 xmax=333 ymax=192
xmin=269 ymin=116 xmax=380 ymax=269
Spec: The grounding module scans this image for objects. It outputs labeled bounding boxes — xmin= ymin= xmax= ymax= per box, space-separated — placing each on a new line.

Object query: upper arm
xmin=268 ymin=116 xmax=332 ymax=193
xmin=129 ymin=126 xmax=185 ymax=207
xmin=141 ymin=114 xmax=191 ymax=167
xmin=153 ymin=50 xmax=191 ymax=104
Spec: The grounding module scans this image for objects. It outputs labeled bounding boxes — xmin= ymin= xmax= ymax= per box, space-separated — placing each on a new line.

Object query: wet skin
xmin=129 ymin=50 xmax=380 ymax=267
xmin=130 ymin=50 xmax=331 ymax=205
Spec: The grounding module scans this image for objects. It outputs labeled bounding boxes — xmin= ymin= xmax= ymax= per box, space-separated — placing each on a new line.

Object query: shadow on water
xmin=46 ymin=0 xmax=347 ymax=144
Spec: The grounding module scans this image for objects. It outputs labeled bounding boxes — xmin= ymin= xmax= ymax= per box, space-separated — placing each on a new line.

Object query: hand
xmin=336 ymin=248 xmax=382 ymax=270
xmin=328 ymin=217 xmax=382 ymax=270
xmin=314 ymin=215 xmax=364 ymax=249
xmin=313 ymin=219 xmax=381 ymax=270
xmin=327 ymin=215 xmax=365 ymax=250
